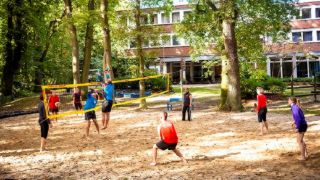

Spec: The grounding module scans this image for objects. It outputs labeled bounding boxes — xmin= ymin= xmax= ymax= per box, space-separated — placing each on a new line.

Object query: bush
xmin=114 ymin=69 xmax=172 ymax=92
xmin=281 ymin=77 xmax=313 ymax=83
xmin=241 ymin=73 xmax=286 ymax=99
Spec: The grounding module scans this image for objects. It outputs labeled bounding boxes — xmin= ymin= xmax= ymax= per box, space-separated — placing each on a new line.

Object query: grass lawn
xmin=172 ymin=85 xmax=220 ymax=95
xmin=284 ymin=87 xmax=314 ymax=96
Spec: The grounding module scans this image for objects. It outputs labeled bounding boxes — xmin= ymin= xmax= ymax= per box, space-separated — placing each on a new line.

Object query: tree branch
xmin=206 ymin=0 xmax=218 ymax=11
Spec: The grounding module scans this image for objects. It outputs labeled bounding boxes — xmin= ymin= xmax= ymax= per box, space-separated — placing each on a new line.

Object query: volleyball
xmin=55 ymin=102 xmax=61 ymax=107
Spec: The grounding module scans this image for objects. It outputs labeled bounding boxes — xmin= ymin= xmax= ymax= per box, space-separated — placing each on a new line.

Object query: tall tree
xmin=134 ymin=0 xmax=147 ymax=108
xmin=82 ymin=0 xmax=96 ymax=83
xmin=64 ymin=0 xmax=80 ymax=84
xmin=100 ymin=0 xmax=114 ymax=80
xmin=178 ymin=0 xmax=295 ymax=111
xmin=33 ymin=8 xmax=66 ymax=92
xmin=1 ymin=0 xmax=27 ymax=97
xmin=114 ymin=0 xmax=173 ymax=108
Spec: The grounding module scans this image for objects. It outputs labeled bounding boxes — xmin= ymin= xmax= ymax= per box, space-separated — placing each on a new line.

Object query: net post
xmin=166 ymin=73 xmax=170 ymax=92
xmin=41 ymin=86 xmax=50 ymax=120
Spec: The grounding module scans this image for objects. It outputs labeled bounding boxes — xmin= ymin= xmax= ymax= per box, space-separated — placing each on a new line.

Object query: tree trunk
xmin=134 ymin=0 xmax=147 ymax=108
xmin=1 ymin=0 xmax=26 ymax=97
xmin=33 ymin=45 xmax=49 ymax=92
xmin=82 ymin=0 xmax=95 ymax=84
xmin=64 ymin=0 xmax=80 ymax=84
xmin=100 ymin=0 xmax=114 ymax=80
xmin=222 ymin=11 xmax=242 ymax=111
xmin=34 ymin=10 xmax=66 ymax=92
xmin=219 ymin=56 xmax=229 ymax=110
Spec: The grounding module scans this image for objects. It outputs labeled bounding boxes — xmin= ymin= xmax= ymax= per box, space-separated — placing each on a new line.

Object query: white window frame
xmin=291 ymin=28 xmax=320 ymax=43
xmin=294 ymin=5 xmax=320 ymax=20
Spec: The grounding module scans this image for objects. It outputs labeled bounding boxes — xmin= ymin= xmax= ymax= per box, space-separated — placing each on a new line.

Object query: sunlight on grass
xmin=284 ymin=87 xmax=314 ymax=96
xmin=172 ymin=85 xmax=220 ymax=95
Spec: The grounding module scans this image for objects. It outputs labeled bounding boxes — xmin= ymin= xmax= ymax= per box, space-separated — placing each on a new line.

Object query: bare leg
xmin=264 ymin=121 xmax=269 ymax=133
xmin=260 ymin=123 xmax=264 ymax=135
xmin=297 ymin=132 xmax=306 ymax=160
xmin=101 ymin=113 xmax=106 ymax=128
xmin=172 ymin=148 xmax=187 ymax=164
xmin=86 ymin=121 xmax=91 ymax=137
xmin=304 ymin=142 xmax=308 ymax=158
xmin=54 ymin=112 xmax=58 ymax=122
xmin=105 ymin=112 xmax=110 ymax=128
xmin=151 ymin=144 xmax=158 ymax=166
xmin=92 ymin=119 xmax=100 ymax=134
xmin=40 ymin=137 xmax=46 ymax=152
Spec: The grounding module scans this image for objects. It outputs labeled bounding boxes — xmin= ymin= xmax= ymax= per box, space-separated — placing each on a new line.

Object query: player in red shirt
xmin=150 ymin=111 xmax=187 ymax=166
xmin=256 ymin=87 xmax=268 ymax=135
xmin=48 ymin=91 xmax=60 ymax=122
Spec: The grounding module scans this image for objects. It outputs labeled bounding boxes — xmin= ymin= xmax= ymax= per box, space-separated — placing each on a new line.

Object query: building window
xmin=172 ymin=35 xmax=183 ymax=45
xmin=161 ymin=35 xmax=171 ymax=46
xmin=140 ymin=15 xmax=148 ymax=25
xmin=129 ymin=40 xmax=136 ymax=48
xmin=316 ymin=8 xmax=320 ymax=18
xmin=172 ymin=12 xmax=180 ymax=23
xmin=303 ymin=31 xmax=313 ymax=42
xmin=270 ymin=63 xmax=281 ymax=77
xmin=297 ymin=62 xmax=308 ymax=77
xmin=292 ymin=31 xmax=313 ymax=42
xmin=292 ymin=32 xmax=301 ymax=42
xmin=310 ymin=61 xmax=320 ymax=76
xmin=317 ymin=31 xmax=320 ymax=41
xmin=150 ymin=14 xmax=158 ymax=24
xmin=143 ymin=38 xmax=149 ymax=47
xmin=299 ymin=8 xmax=311 ymax=19
xmin=282 ymin=62 xmax=293 ymax=77
xmin=183 ymin=11 xmax=192 ymax=20
xmin=161 ymin=13 xmax=170 ymax=24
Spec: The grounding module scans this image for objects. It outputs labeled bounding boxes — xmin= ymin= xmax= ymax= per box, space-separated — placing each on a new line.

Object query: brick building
xmin=266 ymin=0 xmax=320 ymax=78
xmin=127 ymin=0 xmax=320 ymax=83
xmin=126 ymin=0 xmax=218 ymax=84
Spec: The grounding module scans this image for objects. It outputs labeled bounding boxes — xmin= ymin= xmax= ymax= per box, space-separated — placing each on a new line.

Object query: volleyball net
xmin=41 ymin=74 xmax=170 ymax=119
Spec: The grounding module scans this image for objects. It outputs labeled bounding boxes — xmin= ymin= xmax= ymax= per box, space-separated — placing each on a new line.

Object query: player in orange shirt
xmin=150 ymin=111 xmax=187 ymax=166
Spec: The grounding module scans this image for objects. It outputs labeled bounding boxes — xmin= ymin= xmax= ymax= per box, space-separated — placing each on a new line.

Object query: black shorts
xmin=49 ymin=108 xmax=59 ymax=113
xmin=85 ymin=111 xmax=96 ymax=120
xmin=40 ymin=121 xmax=49 ymax=139
xmin=74 ymin=102 xmax=82 ymax=110
xmin=102 ymin=100 xmax=113 ymax=113
xmin=258 ymin=107 xmax=267 ymax=122
xmin=156 ymin=140 xmax=177 ymax=150
xmin=298 ymin=124 xmax=308 ymax=133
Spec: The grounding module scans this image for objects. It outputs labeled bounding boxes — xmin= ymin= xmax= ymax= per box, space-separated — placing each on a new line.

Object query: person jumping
xmin=101 ymin=79 xmax=113 ymax=130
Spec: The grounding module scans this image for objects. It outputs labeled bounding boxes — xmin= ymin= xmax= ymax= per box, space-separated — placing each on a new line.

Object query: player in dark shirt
xmin=182 ymin=88 xmax=192 ymax=121
xmin=38 ymin=94 xmax=52 ymax=152
xmin=73 ymin=88 xmax=82 ymax=116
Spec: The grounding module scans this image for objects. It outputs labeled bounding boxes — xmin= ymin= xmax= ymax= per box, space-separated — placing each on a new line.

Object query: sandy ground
xmin=0 ymin=94 xmax=320 ymax=179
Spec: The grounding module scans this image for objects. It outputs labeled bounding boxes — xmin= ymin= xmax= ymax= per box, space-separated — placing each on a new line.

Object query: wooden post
xmin=291 ymin=75 xmax=294 ymax=96
xmin=314 ymin=73 xmax=317 ymax=102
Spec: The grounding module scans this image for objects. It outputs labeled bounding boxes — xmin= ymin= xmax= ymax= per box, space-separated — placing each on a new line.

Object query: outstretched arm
xmin=157 ymin=125 xmax=161 ymax=140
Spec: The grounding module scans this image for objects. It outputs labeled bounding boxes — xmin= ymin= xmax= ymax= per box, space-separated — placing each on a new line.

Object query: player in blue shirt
xmin=101 ymin=79 xmax=114 ymax=130
xmin=84 ymin=90 xmax=100 ymax=137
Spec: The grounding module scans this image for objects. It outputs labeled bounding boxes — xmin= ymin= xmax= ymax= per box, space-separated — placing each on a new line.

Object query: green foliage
xmin=177 ymin=0 xmax=297 ymax=70
xmin=240 ymin=70 xmax=286 ymax=99
xmin=281 ymin=77 xmax=313 ymax=83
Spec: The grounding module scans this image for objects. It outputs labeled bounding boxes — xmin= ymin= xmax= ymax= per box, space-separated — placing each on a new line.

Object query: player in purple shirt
xmin=288 ymin=97 xmax=308 ymax=161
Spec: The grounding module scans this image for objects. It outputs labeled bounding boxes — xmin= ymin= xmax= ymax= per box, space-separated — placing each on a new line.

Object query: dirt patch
xmin=0 ymin=95 xmax=320 ymax=179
